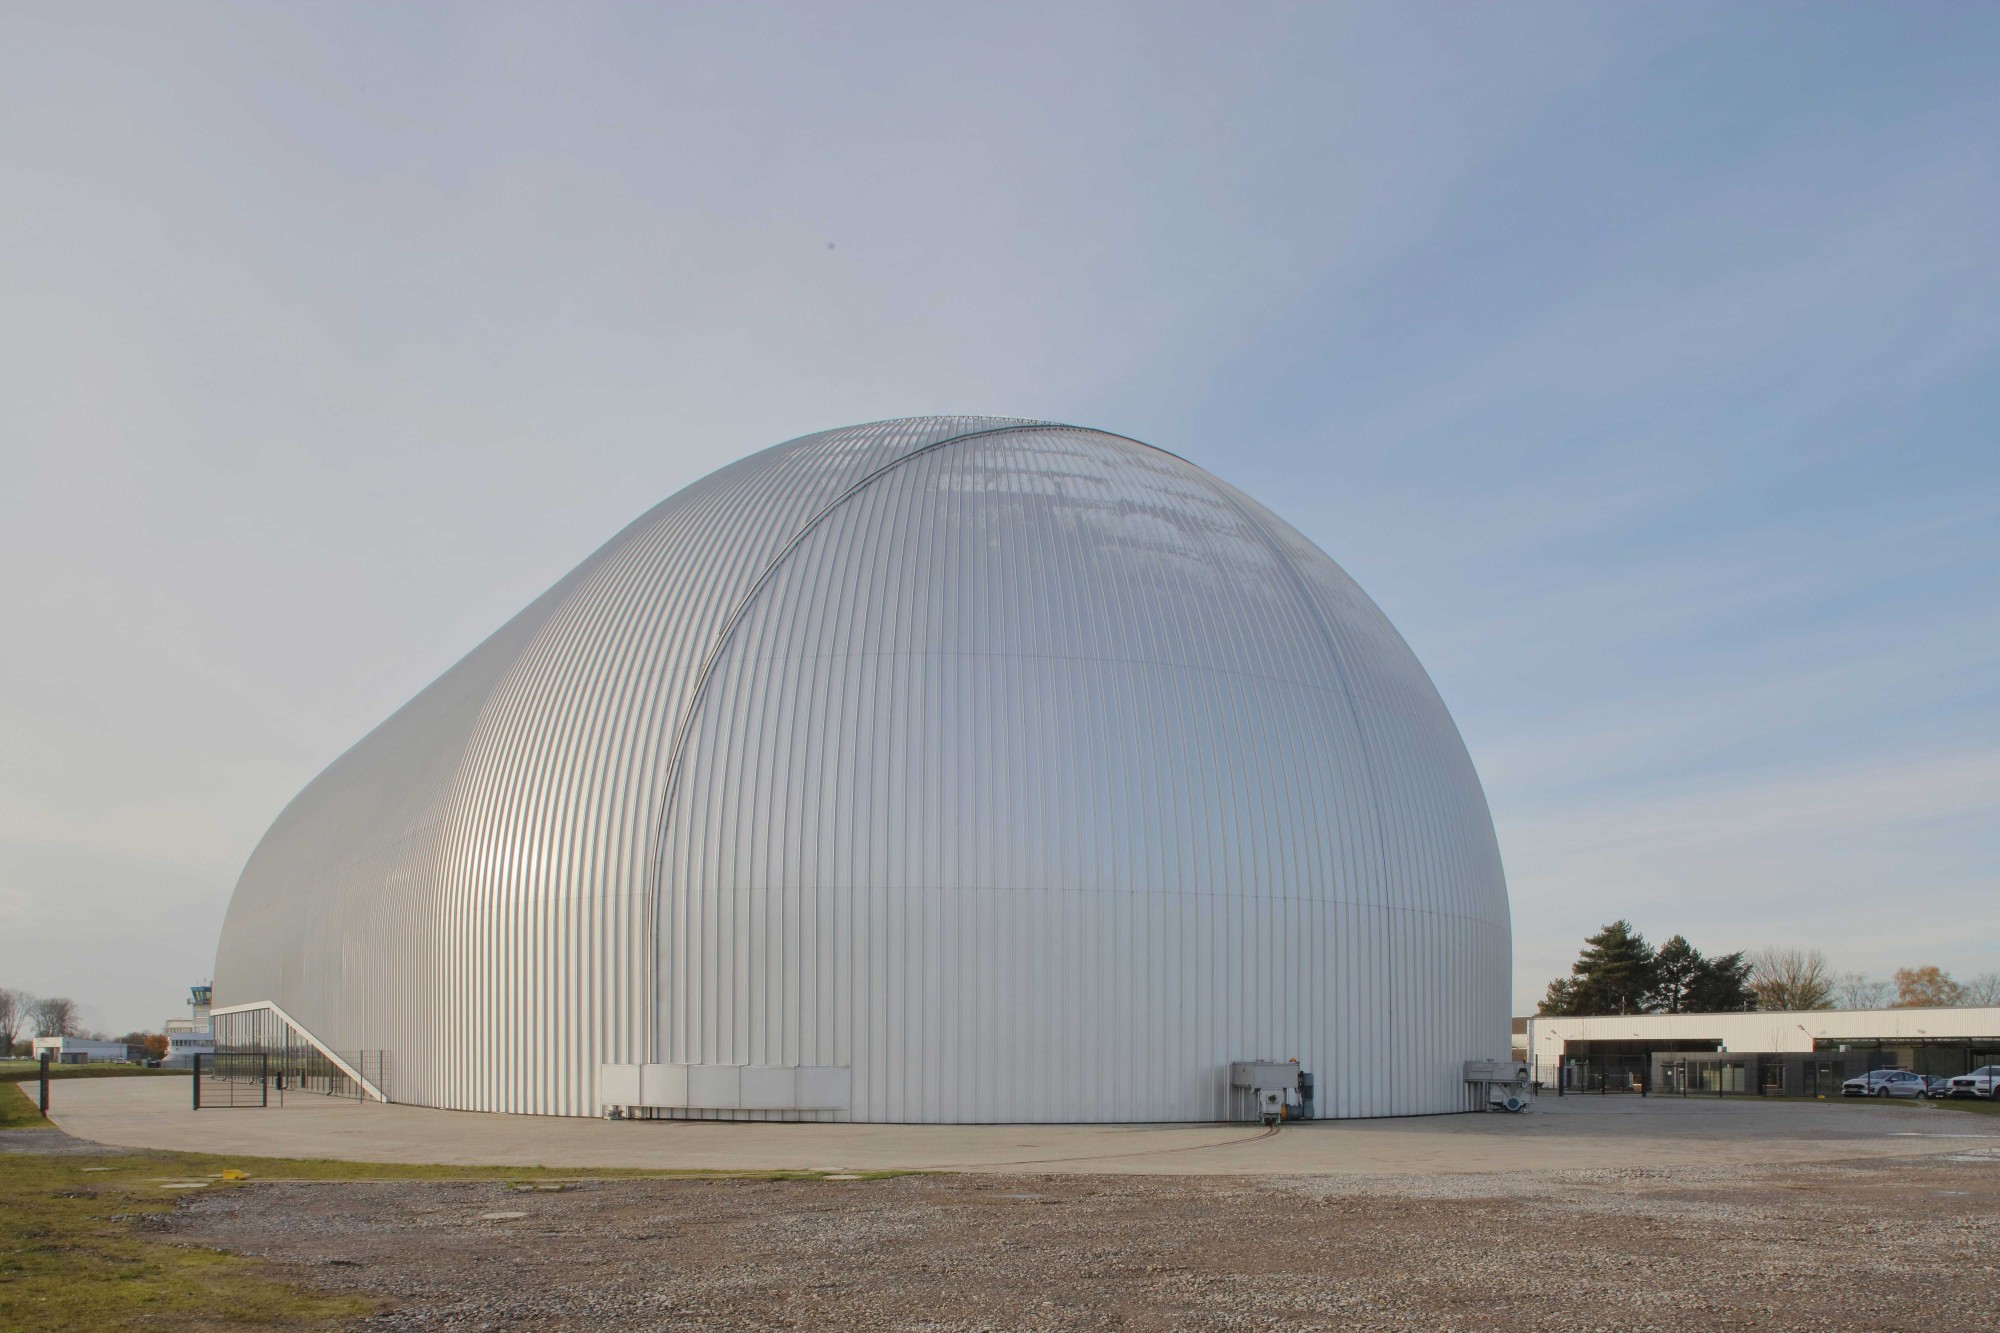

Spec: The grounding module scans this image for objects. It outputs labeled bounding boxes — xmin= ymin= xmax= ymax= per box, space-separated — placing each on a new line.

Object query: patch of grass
xmin=0 ymin=1062 xmax=186 ymax=1084
xmin=1 ymin=1082 xmax=52 ymax=1130
xmin=1770 ymin=1092 xmax=2000 ymax=1117
xmin=0 ymin=1147 xmax=374 ymax=1330
xmin=1 ymin=1080 xmax=917 ymax=1328
xmin=1928 ymin=1096 xmax=2000 ymax=1117
xmin=0 ymin=1070 xmax=926 ymax=1330
xmin=49 ymin=1152 xmax=914 ymax=1184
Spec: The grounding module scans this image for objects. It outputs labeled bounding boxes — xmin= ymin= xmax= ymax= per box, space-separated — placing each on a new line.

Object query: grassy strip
xmin=1 ymin=1086 xmax=364 ymax=1328
xmin=0 ymin=1083 xmax=905 ymax=1329
xmin=1770 ymin=1091 xmax=2000 ymax=1117
xmin=1894 ymin=1095 xmax=1999 ymax=1117
xmin=0 ymin=1063 xmax=186 ymax=1084
xmin=0 ymin=1146 xmax=373 ymax=1327
xmin=0 ymin=1082 xmax=48 ymax=1130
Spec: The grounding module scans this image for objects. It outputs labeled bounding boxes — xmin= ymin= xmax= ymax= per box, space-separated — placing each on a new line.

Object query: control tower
xmin=163 ymin=982 xmax=215 ymax=1068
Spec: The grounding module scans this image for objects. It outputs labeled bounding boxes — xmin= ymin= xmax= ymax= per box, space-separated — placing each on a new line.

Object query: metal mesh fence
xmin=1531 ymin=1057 xmax=1646 ymax=1093
xmin=192 ymin=1049 xmax=388 ymax=1108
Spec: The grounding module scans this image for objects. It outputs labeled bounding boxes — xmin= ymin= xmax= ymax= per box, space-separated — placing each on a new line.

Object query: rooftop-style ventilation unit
xmin=1231 ymin=1060 xmax=1313 ymax=1124
xmin=1465 ymin=1059 xmax=1530 ymax=1112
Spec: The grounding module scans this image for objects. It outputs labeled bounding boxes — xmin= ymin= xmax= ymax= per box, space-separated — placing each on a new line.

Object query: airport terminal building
xmin=213 ymin=417 xmax=1511 ymax=1122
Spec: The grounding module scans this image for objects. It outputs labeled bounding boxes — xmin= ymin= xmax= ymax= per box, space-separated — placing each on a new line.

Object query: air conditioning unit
xmin=1464 ymin=1059 xmax=1530 ymax=1113
xmin=1230 ymin=1060 xmax=1312 ymax=1124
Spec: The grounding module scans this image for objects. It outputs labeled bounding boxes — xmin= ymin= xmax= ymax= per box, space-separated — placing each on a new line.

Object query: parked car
xmin=1923 ymin=1074 xmax=1956 ymax=1099
xmin=1840 ymin=1069 xmax=1896 ymax=1097
xmin=1841 ymin=1069 xmax=1928 ymax=1099
xmin=1945 ymin=1066 xmax=2000 ymax=1100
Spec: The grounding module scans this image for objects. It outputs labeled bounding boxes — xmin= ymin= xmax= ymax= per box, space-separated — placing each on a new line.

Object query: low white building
xmin=162 ymin=1028 xmax=214 ymax=1067
xmin=1525 ymin=1005 xmax=2000 ymax=1087
xmin=30 ymin=1037 xmax=132 ymax=1064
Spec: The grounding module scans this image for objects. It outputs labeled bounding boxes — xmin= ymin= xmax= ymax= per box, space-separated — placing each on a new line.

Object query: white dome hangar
xmin=214 ymin=417 xmax=1510 ymax=1121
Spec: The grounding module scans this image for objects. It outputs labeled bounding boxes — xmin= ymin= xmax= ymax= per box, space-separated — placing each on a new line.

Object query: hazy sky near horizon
xmin=3 ymin=3 xmax=1996 ymax=1036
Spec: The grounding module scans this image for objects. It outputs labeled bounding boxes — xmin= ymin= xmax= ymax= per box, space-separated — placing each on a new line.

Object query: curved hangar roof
xmin=216 ymin=417 xmax=1510 ymax=1121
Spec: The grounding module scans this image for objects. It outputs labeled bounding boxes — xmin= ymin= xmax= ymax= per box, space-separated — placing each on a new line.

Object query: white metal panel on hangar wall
xmin=215 ymin=417 xmax=1510 ymax=1119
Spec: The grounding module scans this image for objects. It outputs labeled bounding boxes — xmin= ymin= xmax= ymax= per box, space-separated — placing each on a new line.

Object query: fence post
xmin=260 ymin=1053 xmax=269 ymax=1108
xmin=38 ymin=1051 xmax=51 ymax=1117
xmin=193 ymin=1053 xmax=202 ymax=1110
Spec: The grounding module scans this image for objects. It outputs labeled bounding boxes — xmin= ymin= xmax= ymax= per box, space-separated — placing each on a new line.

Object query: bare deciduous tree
xmin=0 ymin=988 xmax=27 ymax=1056
xmin=1832 ymin=972 xmax=1891 ymax=1010
xmin=1962 ymin=972 xmax=2000 ymax=1006
xmin=29 ymin=995 xmax=81 ymax=1039
xmin=1892 ymin=965 xmax=1963 ymax=1008
xmin=1748 ymin=948 xmax=1835 ymax=1012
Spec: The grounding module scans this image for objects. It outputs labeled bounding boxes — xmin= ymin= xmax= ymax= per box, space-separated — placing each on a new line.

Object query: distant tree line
xmin=0 ymin=988 xmax=83 ymax=1055
xmin=1537 ymin=922 xmax=1752 ymax=1016
xmin=0 ymin=987 xmax=166 ymax=1059
xmin=1535 ymin=924 xmax=2000 ymax=1017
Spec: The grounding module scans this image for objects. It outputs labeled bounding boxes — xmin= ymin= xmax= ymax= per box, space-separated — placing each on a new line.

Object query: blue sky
xmin=2 ymin=3 xmax=1995 ymax=1033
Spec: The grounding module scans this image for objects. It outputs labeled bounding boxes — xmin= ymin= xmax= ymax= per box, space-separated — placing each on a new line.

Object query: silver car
xmin=1841 ymin=1069 xmax=1928 ymax=1099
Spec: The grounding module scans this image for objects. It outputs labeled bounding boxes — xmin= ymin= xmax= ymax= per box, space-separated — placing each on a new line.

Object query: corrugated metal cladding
xmin=215 ymin=417 xmax=1511 ymax=1121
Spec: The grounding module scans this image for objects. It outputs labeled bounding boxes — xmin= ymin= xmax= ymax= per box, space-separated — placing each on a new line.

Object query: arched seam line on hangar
xmin=637 ymin=420 xmax=1197 ymax=1056
xmin=1193 ymin=482 xmax=1397 ymax=940
xmin=635 ymin=419 xmax=1386 ymax=1061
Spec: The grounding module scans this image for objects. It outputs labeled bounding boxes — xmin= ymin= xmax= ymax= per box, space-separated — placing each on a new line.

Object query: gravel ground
xmin=0 ymin=1124 xmax=118 ymax=1156
xmin=169 ymin=1148 xmax=2000 ymax=1331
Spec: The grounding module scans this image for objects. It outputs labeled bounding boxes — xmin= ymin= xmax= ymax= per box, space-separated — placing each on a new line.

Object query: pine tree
xmin=1537 ymin=925 xmax=1757 ymax=1016
xmin=1651 ymin=935 xmax=1703 ymax=1012
xmin=1687 ymin=950 xmax=1753 ymax=1011
xmin=1557 ymin=920 xmax=1658 ymax=1016
xmin=1536 ymin=976 xmax=1582 ymax=1017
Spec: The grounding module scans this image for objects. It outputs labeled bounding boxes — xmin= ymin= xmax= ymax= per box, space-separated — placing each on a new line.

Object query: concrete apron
xmin=40 ymin=1076 xmax=2000 ymax=1176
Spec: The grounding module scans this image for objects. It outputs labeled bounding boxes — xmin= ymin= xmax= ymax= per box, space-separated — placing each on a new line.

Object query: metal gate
xmin=192 ymin=1052 xmax=269 ymax=1108
xmin=1537 ymin=1056 xmax=1646 ymax=1093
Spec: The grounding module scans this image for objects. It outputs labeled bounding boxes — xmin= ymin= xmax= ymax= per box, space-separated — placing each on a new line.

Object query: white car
xmin=1945 ymin=1066 xmax=2000 ymax=1100
xmin=1841 ymin=1069 xmax=1928 ymax=1099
